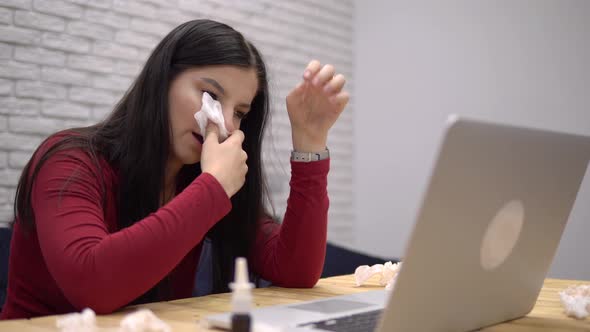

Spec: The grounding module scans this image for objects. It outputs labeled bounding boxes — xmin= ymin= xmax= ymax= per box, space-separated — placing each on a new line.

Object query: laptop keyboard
xmin=299 ymin=309 xmax=382 ymax=332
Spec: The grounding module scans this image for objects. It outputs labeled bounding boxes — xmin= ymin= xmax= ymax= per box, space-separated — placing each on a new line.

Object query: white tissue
xmin=119 ymin=309 xmax=171 ymax=332
xmin=559 ymin=285 xmax=590 ymax=319
xmin=354 ymin=261 xmax=402 ymax=290
xmin=56 ymin=308 xmax=97 ymax=332
xmin=354 ymin=264 xmax=383 ymax=286
xmin=194 ymin=92 xmax=228 ymax=141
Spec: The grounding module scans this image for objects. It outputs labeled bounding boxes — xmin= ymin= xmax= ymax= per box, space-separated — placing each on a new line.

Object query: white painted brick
xmin=33 ymin=0 xmax=83 ymax=19
xmin=0 ymin=152 xmax=6 ymax=169
xmin=0 ymin=97 xmax=39 ymax=116
xmin=0 ymin=0 xmax=32 ymax=10
xmin=178 ymin=0 xmax=215 ymax=15
xmin=7 ymin=187 xmax=14 ymax=205
xmin=0 ymin=132 xmax=42 ymax=151
xmin=0 ymin=60 xmax=40 ymax=80
xmin=92 ymin=40 xmax=139 ymax=60
xmin=112 ymin=0 xmax=156 ymax=19
xmin=42 ymin=32 xmax=90 ymax=53
xmin=63 ymin=118 xmax=91 ymax=128
xmin=65 ymin=0 xmax=112 ymax=9
xmin=211 ymin=7 xmax=249 ymax=25
xmin=64 ymin=0 xmax=86 ymax=5
xmin=0 ymin=43 xmax=13 ymax=59
xmin=0 ymin=7 xmax=12 ymax=24
xmin=0 ymin=208 xmax=14 ymax=224
xmin=0 ymin=115 xmax=6 ymax=130
xmin=41 ymin=66 xmax=91 ymax=86
xmin=0 ymin=187 xmax=9 ymax=204
xmin=14 ymin=46 xmax=66 ymax=66
xmin=8 ymin=115 xmax=65 ymax=135
xmin=68 ymin=54 xmax=114 ymax=73
xmin=85 ymin=8 xmax=128 ymax=29
xmin=139 ymin=0 xmax=177 ymax=7
xmin=16 ymin=80 xmax=67 ymax=100
xmin=14 ymin=10 xmax=65 ymax=32
xmin=129 ymin=17 xmax=172 ymax=37
xmin=114 ymin=60 xmax=141 ymax=77
xmin=42 ymin=100 xmax=90 ymax=119
xmin=67 ymin=20 xmax=115 ymax=41
xmin=92 ymin=105 xmax=112 ymax=120
xmin=92 ymin=74 xmax=132 ymax=91
xmin=8 ymin=151 xmax=32 ymax=168
xmin=0 ymin=78 xmax=13 ymax=96
xmin=115 ymin=30 xmax=158 ymax=49
xmin=136 ymin=48 xmax=150 ymax=60
xmin=155 ymin=7 xmax=193 ymax=25
xmin=0 ymin=169 xmax=23 ymax=186
xmin=0 ymin=26 xmax=40 ymax=45
xmin=69 ymin=86 xmax=116 ymax=106
xmin=216 ymin=0 xmax=267 ymax=15
xmin=90 ymin=0 xmax=114 ymax=9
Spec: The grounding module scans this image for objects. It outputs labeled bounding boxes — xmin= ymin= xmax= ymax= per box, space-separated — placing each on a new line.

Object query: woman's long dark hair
xmin=14 ymin=19 xmax=270 ymax=302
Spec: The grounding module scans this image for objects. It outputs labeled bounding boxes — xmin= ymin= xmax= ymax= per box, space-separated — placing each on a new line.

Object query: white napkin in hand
xmin=194 ymin=92 xmax=229 ymax=141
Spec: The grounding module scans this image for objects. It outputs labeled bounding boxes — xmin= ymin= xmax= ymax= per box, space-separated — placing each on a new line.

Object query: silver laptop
xmin=206 ymin=115 xmax=590 ymax=331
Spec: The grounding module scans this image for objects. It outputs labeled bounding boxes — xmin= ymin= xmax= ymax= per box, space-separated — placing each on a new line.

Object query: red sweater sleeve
xmin=32 ymin=149 xmax=231 ymax=314
xmin=250 ymin=159 xmax=330 ymax=288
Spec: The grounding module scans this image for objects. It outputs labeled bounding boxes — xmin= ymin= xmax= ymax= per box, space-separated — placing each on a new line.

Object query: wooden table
xmin=1 ymin=275 xmax=589 ymax=331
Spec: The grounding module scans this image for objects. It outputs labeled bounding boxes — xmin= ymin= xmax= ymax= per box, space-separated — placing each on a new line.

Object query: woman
xmin=1 ymin=19 xmax=348 ymax=319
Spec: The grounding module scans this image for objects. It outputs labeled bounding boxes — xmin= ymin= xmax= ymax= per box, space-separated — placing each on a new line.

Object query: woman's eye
xmin=234 ymin=111 xmax=247 ymax=120
xmin=204 ymin=91 xmax=218 ymax=100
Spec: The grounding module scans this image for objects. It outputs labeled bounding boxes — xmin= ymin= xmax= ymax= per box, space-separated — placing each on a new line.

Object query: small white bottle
xmin=229 ymin=257 xmax=254 ymax=332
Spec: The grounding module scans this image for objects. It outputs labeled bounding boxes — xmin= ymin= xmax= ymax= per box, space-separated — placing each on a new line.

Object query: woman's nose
xmin=223 ymin=108 xmax=236 ymax=133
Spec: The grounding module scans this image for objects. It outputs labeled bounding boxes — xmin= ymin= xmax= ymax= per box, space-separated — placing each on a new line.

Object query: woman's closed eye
xmin=202 ymin=89 xmax=248 ymax=120
xmin=234 ymin=111 xmax=248 ymax=120
xmin=204 ymin=90 xmax=218 ymax=100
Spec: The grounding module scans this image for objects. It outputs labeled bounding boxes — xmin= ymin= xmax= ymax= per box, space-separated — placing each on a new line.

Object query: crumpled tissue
xmin=354 ymin=261 xmax=402 ymax=290
xmin=560 ymin=285 xmax=590 ymax=319
xmin=56 ymin=308 xmax=97 ymax=332
xmin=56 ymin=308 xmax=171 ymax=332
xmin=194 ymin=92 xmax=228 ymax=141
xmin=119 ymin=309 xmax=171 ymax=332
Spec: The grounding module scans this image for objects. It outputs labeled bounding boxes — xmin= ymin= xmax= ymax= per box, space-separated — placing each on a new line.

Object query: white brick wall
xmin=0 ymin=0 xmax=355 ymax=247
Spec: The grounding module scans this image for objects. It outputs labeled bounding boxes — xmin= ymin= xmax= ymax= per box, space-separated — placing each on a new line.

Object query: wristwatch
xmin=291 ymin=148 xmax=330 ymax=162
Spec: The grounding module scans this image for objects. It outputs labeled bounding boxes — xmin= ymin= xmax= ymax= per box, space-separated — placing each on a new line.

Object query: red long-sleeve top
xmin=0 ymin=136 xmax=329 ymax=319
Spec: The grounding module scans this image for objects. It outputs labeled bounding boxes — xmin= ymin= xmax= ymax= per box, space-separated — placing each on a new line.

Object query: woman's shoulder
xmin=33 ymin=130 xmax=116 ymax=179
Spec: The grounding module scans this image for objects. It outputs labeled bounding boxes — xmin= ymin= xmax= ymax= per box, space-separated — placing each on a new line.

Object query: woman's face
xmin=168 ymin=65 xmax=259 ymax=167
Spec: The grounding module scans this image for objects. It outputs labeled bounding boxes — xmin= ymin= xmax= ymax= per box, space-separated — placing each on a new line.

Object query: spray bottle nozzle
xmin=233 ymin=258 xmax=250 ymax=286
xmin=229 ymin=258 xmax=254 ymax=332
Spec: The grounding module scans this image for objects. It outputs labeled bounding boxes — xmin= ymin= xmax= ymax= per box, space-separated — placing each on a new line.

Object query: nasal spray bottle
xmin=230 ymin=257 xmax=254 ymax=332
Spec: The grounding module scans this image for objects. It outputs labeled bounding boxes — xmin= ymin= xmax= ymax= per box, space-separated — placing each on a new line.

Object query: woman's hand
xmin=200 ymin=123 xmax=248 ymax=198
xmin=286 ymin=60 xmax=349 ymax=152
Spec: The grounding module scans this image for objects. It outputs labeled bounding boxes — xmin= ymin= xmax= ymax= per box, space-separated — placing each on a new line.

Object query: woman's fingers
xmin=303 ymin=60 xmax=321 ymax=80
xmin=312 ymin=64 xmax=335 ymax=87
xmin=324 ymin=73 xmax=346 ymax=94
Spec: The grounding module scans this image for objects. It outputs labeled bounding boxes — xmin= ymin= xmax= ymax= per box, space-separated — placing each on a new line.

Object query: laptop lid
xmin=378 ymin=115 xmax=590 ymax=331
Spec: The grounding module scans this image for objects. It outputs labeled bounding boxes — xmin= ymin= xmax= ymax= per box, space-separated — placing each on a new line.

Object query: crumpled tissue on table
xmin=56 ymin=308 xmax=171 ymax=332
xmin=56 ymin=308 xmax=97 ymax=332
xmin=354 ymin=261 xmax=402 ymax=290
xmin=560 ymin=284 xmax=590 ymax=319
xmin=119 ymin=309 xmax=171 ymax=332
xmin=194 ymin=92 xmax=229 ymax=141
